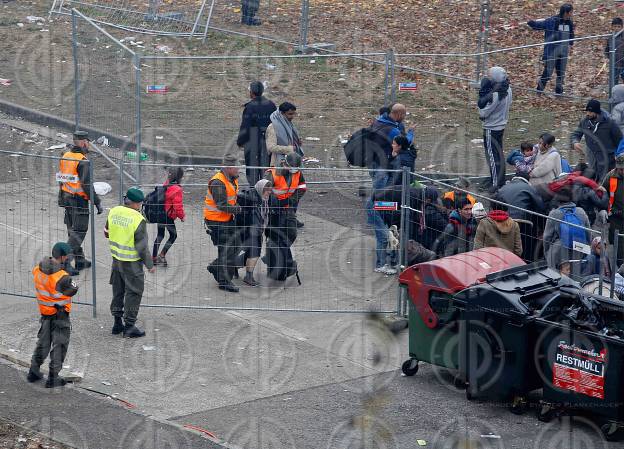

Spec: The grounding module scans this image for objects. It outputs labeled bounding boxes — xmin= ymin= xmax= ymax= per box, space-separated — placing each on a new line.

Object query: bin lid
xmin=399 ymin=248 xmax=525 ymax=292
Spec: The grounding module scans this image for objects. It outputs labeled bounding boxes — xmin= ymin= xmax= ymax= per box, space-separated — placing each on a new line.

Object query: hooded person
xmin=478 ymin=66 xmax=513 ymax=192
xmin=473 ymin=198 xmax=523 ymax=256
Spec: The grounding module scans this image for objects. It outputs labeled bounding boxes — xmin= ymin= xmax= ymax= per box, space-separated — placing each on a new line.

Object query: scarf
xmin=254 ymin=179 xmax=270 ymax=223
xmin=270 ymin=110 xmax=303 ymax=159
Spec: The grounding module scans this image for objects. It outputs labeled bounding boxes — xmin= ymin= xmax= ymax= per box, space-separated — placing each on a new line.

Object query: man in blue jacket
xmin=528 ymin=3 xmax=575 ymax=95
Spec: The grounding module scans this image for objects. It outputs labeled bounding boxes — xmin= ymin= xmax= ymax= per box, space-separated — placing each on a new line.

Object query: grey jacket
xmin=611 ymin=85 xmax=624 ymax=135
xmin=478 ymin=67 xmax=513 ymax=131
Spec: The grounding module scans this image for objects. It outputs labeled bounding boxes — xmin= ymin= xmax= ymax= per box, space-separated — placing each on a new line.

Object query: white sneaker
xmin=383 ymin=264 xmax=398 ymax=275
xmin=374 ymin=266 xmax=387 ymax=274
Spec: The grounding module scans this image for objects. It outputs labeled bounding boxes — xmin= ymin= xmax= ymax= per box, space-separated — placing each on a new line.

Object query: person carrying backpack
xmin=543 ymin=185 xmax=591 ymax=278
xmin=152 ymin=167 xmax=185 ymax=266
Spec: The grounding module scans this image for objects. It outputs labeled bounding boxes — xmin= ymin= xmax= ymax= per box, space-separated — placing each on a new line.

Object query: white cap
xmin=472 ymin=202 xmax=487 ymax=219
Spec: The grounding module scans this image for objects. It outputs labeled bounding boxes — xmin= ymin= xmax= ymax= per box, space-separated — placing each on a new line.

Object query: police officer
xmin=205 ymin=155 xmax=242 ymax=293
xmin=27 ymin=242 xmax=78 ymax=388
xmin=237 ymin=81 xmax=276 ymax=185
xmin=57 ymin=131 xmax=103 ymax=275
xmin=105 ymin=188 xmax=155 ymax=338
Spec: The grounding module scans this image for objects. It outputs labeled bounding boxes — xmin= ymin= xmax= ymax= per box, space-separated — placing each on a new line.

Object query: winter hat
xmin=223 ymin=154 xmax=242 ymax=167
xmin=255 ymin=179 xmax=271 ymax=196
xmin=424 ymin=186 xmax=439 ymax=203
xmin=126 ymin=187 xmax=145 ymax=203
xmin=585 ymin=99 xmax=602 ymax=114
xmin=52 ymin=242 xmax=72 ymax=258
xmin=472 ymin=202 xmax=487 ymax=220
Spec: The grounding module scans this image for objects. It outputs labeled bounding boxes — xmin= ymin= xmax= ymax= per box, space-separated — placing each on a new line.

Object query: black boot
xmin=123 ymin=324 xmax=146 ymax=338
xmin=218 ymin=282 xmax=240 ymax=293
xmin=26 ymin=368 xmax=43 ymax=383
xmin=75 ymin=258 xmax=92 ymax=271
xmin=111 ymin=316 xmax=124 ymax=335
xmin=45 ymin=374 xmax=67 ymax=388
xmin=64 ymin=260 xmax=79 ymax=276
xmin=243 ymin=271 xmax=259 ymax=287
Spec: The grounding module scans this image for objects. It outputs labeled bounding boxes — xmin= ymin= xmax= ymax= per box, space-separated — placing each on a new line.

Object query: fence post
xmin=609 ymin=32 xmax=619 ymax=113
xmin=611 ymin=232 xmax=619 ymax=299
xmin=395 ymin=167 xmax=409 ymax=317
xmin=119 ymin=156 xmax=125 ymax=203
xmin=599 ymin=227 xmax=608 ymax=296
xmin=71 ymin=9 xmax=80 ymax=130
xmin=134 ymin=53 xmax=142 ymax=186
xmin=475 ymin=0 xmax=491 ymax=82
xmin=384 ymin=51 xmax=390 ymax=106
xmin=298 ymin=0 xmax=310 ymax=53
xmin=88 ymin=160 xmax=97 ymax=318
xmin=390 ymin=49 xmax=396 ymax=104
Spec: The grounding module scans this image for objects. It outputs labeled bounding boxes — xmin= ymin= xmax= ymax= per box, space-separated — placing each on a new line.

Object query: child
xmin=507 ymin=142 xmax=536 ymax=175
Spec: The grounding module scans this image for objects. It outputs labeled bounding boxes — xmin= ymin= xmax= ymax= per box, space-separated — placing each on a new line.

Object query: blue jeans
xmin=369 ymin=169 xmax=389 ymax=190
xmin=367 ymin=204 xmax=397 ymax=269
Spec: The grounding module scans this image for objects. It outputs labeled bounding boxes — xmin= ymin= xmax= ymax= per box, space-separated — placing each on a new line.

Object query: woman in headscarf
xmin=235 ymin=179 xmax=273 ymax=286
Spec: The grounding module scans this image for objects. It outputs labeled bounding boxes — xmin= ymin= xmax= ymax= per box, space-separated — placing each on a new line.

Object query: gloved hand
xmin=597 ymin=210 xmax=609 ymax=225
xmin=96 ymin=204 xmax=103 ymax=215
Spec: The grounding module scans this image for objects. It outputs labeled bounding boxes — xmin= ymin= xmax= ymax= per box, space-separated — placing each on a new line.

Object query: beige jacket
xmin=265 ymin=123 xmax=295 ymax=166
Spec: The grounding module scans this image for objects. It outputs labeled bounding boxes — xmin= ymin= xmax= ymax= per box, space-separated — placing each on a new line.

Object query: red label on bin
xmin=552 ymin=341 xmax=606 ymax=400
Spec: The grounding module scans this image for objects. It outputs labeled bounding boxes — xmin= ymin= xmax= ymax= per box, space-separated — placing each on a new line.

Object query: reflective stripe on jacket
xmin=269 ymin=169 xmax=304 ymax=202
xmin=107 ymin=205 xmax=145 ymax=262
xmin=204 ymin=171 xmax=239 ymax=222
xmin=32 ymin=266 xmax=72 ymax=315
xmin=58 ymin=151 xmax=88 ymax=200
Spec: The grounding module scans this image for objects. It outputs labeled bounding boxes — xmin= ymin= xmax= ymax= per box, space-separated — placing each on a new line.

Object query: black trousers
xmin=110 ymin=260 xmax=145 ymax=326
xmin=241 ymin=0 xmax=260 ymax=15
xmin=64 ymin=205 xmax=89 ymax=260
xmin=483 ymin=128 xmax=506 ymax=188
xmin=31 ymin=311 xmax=70 ymax=376
xmin=207 ymin=220 xmax=240 ymax=285
xmin=152 ymin=223 xmax=177 ymax=258
xmin=244 ymin=145 xmax=269 ymax=186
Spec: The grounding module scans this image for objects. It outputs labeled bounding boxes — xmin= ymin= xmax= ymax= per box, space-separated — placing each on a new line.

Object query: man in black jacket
xmin=237 ymin=81 xmax=276 ymax=185
xmin=571 ymin=99 xmax=623 ymax=182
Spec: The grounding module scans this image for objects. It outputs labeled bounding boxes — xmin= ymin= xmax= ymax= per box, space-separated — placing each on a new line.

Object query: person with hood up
xmin=530 ymin=132 xmax=562 ymax=186
xmin=528 ymin=3 xmax=575 ymax=95
xmin=473 ymin=199 xmax=522 ymax=256
xmin=610 ymin=84 xmax=624 ymax=135
xmin=266 ymin=102 xmax=303 ymax=167
xmin=478 ymin=66 xmax=513 ymax=192
xmin=433 ymin=195 xmax=477 ymax=257
xmin=235 ymin=179 xmax=273 ymax=286
xmin=152 ymin=167 xmax=185 ymax=267
xmin=571 ymin=99 xmax=623 ymax=182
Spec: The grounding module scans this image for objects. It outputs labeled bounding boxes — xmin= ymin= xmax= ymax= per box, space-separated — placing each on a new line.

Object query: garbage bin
xmin=534 ymin=289 xmax=624 ymax=441
xmin=398 ymin=248 xmax=525 ymax=384
xmin=453 ymin=262 xmax=571 ymax=411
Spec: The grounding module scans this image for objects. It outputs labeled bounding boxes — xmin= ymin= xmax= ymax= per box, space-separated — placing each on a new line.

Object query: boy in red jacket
xmin=153 ymin=167 xmax=185 ymax=266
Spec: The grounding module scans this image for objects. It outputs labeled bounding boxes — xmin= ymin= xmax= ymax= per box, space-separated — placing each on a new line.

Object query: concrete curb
xmin=0 ymin=346 xmax=83 ymax=382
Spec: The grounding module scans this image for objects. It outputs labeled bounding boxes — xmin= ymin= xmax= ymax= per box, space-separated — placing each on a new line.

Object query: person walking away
xmin=264 ymin=153 xmax=307 ymax=281
xmin=498 ymin=172 xmax=546 ymax=261
xmin=241 ymin=0 xmax=261 ymax=25
xmin=529 ymin=133 xmax=562 ymax=186
xmin=105 ymin=188 xmax=155 ymax=338
xmin=205 ymin=155 xmax=243 ymax=293
xmin=605 ymin=18 xmax=624 ymax=85
xmin=237 ymin=81 xmax=276 ymax=185
xmin=528 ymin=3 xmax=575 ymax=95
xmin=152 ymin=167 xmax=185 ymax=267
xmin=27 ymin=242 xmax=78 ymax=388
xmin=543 ymin=186 xmax=591 ymax=278
xmin=473 ymin=199 xmax=523 ymax=256
xmin=603 ymin=155 xmax=624 ymax=266
xmin=433 ymin=196 xmax=477 ymax=257
xmin=610 ymin=84 xmax=624 ymax=135
xmin=57 ymin=131 xmax=103 ymax=276
xmin=235 ymin=179 xmax=272 ymax=286
xmin=478 ymin=66 xmax=513 ymax=192
xmin=571 ymin=99 xmax=623 ymax=182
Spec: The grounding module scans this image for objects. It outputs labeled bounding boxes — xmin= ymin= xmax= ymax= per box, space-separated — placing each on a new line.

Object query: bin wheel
xmin=465 ymin=388 xmax=474 ymax=401
xmin=601 ymin=423 xmax=621 ymax=442
xmin=401 ymin=359 xmax=419 ymax=376
xmin=537 ymin=403 xmax=555 ymax=423
xmin=510 ymin=396 xmax=527 ymax=416
xmin=453 ymin=376 xmax=466 ymax=390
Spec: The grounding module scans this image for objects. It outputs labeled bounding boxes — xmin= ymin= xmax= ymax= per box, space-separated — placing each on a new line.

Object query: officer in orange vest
xmin=27 ymin=242 xmax=78 ymax=388
xmin=205 ymin=154 xmax=243 ymax=292
xmin=603 ymin=155 xmax=624 ymax=266
xmin=57 ymin=131 xmax=103 ymax=275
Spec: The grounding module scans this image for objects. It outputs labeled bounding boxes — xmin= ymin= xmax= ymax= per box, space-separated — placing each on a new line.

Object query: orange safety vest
xmin=270 ymin=169 xmax=305 ymax=202
xmin=609 ymin=177 xmax=618 ymax=213
xmin=443 ymin=191 xmax=476 ymax=206
xmin=32 ymin=265 xmax=72 ymax=315
xmin=58 ymin=151 xmax=89 ymax=200
xmin=204 ymin=171 xmax=239 ymax=222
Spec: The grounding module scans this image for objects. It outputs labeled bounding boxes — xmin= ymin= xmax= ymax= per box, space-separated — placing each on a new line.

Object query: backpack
xmin=343 ymin=127 xmax=388 ymax=168
xmin=559 ymin=207 xmax=588 ymax=249
xmin=143 ymin=185 xmax=170 ymax=224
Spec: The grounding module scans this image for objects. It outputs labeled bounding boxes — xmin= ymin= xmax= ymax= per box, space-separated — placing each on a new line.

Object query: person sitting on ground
xmin=530 ymin=132 xmax=562 ymax=186
xmin=580 ymin=236 xmax=612 ymax=278
xmin=473 ymin=198 xmax=523 ymax=256
xmin=433 ymin=195 xmax=477 ymax=257
xmin=507 ymin=142 xmax=536 ymax=175
xmin=152 ymin=167 xmax=185 ymax=267
xmin=418 ymin=186 xmax=448 ymax=251
xmin=543 ymin=186 xmax=591 ymax=279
